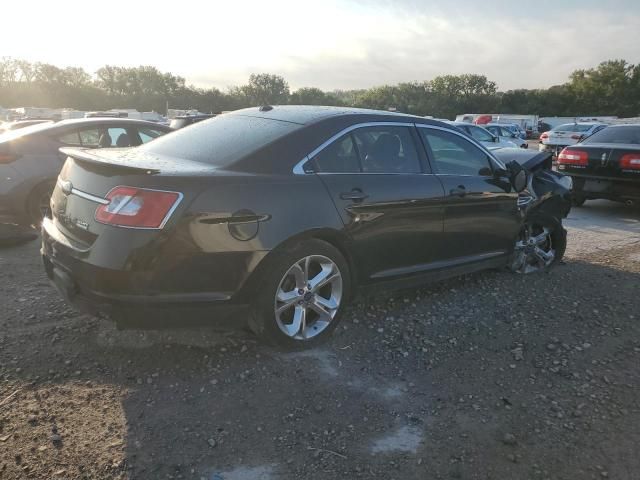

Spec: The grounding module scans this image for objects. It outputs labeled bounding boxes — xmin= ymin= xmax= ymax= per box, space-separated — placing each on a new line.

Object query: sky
xmin=3 ymin=0 xmax=640 ymax=92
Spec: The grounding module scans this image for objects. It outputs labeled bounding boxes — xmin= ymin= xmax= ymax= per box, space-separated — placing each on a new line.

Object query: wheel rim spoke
xmin=532 ymin=228 xmax=550 ymax=245
xmin=274 ymin=255 xmax=343 ymax=340
xmin=308 ymin=264 xmax=334 ymax=291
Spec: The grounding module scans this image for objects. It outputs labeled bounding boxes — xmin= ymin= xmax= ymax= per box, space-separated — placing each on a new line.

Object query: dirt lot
xmin=1 ymin=200 xmax=639 ymax=480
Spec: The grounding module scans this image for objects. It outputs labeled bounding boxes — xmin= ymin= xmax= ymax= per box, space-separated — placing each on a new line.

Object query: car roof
xmin=226 ymin=105 xmax=426 ymax=126
xmin=51 ymin=117 xmax=171 ymax=128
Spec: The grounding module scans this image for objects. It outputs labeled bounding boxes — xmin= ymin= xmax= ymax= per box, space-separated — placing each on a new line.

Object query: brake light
xmin=540 ymin=133 xmax=549 ymax=141
xmin=0 ymin=152 xmax=19 ymax=164
xmin=95 ymin=186 xmax=182 ymax=228
xmin=557 ymin=149 xmax=588 ymax=166
xmin=620 ymin=154 xmax=640 ymax=170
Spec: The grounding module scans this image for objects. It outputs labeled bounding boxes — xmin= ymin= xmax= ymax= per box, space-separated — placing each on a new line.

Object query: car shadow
xmin=2 ymin=240 xmax=640 ymax=479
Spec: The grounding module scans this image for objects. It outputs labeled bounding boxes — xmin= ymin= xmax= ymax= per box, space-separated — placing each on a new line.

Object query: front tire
xmin=248 ymin=239 xmax=351 ymax=349
xmin=510 ymin=214 xmax=566 ymax=274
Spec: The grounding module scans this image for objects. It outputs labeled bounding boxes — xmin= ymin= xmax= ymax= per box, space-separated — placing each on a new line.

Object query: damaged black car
xmin=41 ymin=106 xmax=572 ymax=347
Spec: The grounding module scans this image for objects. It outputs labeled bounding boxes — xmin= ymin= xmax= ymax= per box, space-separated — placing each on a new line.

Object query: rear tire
xmin=26 ymin=181 xmax=55 ymax=227
xmin=248 ymin=239 xmax=351 ymax=349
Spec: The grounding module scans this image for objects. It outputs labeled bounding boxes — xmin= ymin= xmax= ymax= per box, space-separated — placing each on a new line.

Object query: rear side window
xmin=420 ymin=128 xmax=492 ymax=176
xmin=583 ymin=125 xmax=640 ymax=144
xmin=142 ymin=115 xmax=300 ymax=166
xmin=312 ymin=126 xmax=421 ymax=174
xmin=353 ymin=126 xmax=421 ymax=173
xmin=314 ymin=134 xmax=360 ymax=173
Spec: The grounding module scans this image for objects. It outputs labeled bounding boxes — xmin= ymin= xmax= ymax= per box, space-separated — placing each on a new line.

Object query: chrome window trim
xmin=292 ymin=121 xmax=416 ymax=175
xmin=414 ymin=123 xmax=507 ymax=171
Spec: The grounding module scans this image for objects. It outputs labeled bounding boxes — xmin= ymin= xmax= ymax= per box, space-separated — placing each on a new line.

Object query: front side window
xmin=352 ymin=126 xmax=421 ymax=173
xmin=467 ymin=125 xmax=494 ymax=143
xmin=419 ymin=128 xmax=493 ymax=176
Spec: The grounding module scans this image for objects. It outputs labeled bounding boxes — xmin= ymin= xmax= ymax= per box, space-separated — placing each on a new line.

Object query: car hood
xmin=492 ymin=147 xmax=553 ymax=171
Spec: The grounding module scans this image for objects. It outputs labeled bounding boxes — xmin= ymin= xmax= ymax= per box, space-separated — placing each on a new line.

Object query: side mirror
xmin=505 ymin=160 xmax=528 ymax=192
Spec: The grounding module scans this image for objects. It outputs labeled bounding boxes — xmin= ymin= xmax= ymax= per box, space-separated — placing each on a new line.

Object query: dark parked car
xmin=0 ymin=118 xmax=172 ymax=226
xmin=169 ymin=114 xmax=216 ymax=129
xmin=42 ymin=106 xmax=570 ymax=348
xmin=557 ymin=124 xmax=640 ymax=206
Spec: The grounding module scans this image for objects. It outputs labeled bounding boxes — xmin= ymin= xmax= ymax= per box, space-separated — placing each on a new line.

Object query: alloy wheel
xmin=274 ymin=255 xmax=343 ymax=340
xmin=511 ymin=224 xmax=556 ymax=273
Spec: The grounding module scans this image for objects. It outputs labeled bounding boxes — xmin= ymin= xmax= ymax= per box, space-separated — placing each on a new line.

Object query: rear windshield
xmin=583 ymin=125 xmax=640 ymax=145
xmin=553 ymin=123 xmax=595 ymax=132
xmin=142 ymin=114 xmax=300 ymax=166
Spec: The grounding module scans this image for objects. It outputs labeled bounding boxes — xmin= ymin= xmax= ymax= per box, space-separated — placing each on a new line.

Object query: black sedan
xmin=42 ymin=106 xmax=562 ymax=348
xmin=557 ymin=124 xmax=640 ymax=206
xmin=0 ymin=118 xmax=172 ymax=226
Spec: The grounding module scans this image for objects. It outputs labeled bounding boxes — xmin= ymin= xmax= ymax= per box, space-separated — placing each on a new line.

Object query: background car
xmin=0 ymin=119 xmax=54 ymax=134
xmin=0 ymin=118 xmax=172 ymax=226
xmin=539 ymin=122 xmax=608 ymax=156
xmin=41 ymin=106 xmax=567 ymax=349
xmin=556 ymin=124 xmax=640 ymax=206
xmin=484 ymin=123 xmax=528 ymax=148
xmin=169 ymin=114 xmax=216 ymax=129
xmin=447 ymin=121 xmax=519 ymax=149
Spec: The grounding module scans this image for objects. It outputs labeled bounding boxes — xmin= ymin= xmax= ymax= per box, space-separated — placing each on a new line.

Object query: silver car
xmin=0 ymin=118 xmax=172 ymax=226
xmin=484 ymin=123 xmax=528 ymax=148
xmin=447 ymin=122 xmax=519 ymax=150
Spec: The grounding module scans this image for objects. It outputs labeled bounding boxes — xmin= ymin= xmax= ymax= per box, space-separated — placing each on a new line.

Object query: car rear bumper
xmin=41 ymin=218 xmax=250 ymax=329
xmin=569 ymin=175 xmax=640 ymax=202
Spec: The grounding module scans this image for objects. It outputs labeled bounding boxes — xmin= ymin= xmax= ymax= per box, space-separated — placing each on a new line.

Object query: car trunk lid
xmin=50 ymin=148 xmax=216 ymax=247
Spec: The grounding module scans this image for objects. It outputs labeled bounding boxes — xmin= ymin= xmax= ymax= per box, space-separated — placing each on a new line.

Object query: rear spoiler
xmin=59 ymin=147 xmax=160 ymax=174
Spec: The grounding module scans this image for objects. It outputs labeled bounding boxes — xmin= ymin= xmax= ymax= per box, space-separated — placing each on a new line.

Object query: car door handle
xmin=340 ymin=189 xmax=368 ymax=202
xmin=449 ymin=186 xmax=466 ymax=197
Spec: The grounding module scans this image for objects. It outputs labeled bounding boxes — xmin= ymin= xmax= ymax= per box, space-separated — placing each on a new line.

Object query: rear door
xmin=417 ymin=125 xmax=519 ymax=261
xmin=309 ymin=123 xmax=445 ymax=281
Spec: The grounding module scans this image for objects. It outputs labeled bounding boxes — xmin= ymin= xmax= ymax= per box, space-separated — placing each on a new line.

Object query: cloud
xmin=4 ymin=0 xmax=640 ymax=91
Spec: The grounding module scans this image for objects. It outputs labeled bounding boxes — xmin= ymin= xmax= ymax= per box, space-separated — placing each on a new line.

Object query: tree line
xmin=0 ymin=57 xmax=638 ymax=118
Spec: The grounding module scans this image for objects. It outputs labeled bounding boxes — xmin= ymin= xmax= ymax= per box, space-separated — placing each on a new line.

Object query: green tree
xmin=240 ymin=73 xmax=290 ymax=106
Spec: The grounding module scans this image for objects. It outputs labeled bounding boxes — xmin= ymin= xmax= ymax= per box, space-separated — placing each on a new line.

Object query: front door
xmin=310 ymin=124 xmax=445 ymax=281
xmin=417 ymin=126 xmax=520 ymax=261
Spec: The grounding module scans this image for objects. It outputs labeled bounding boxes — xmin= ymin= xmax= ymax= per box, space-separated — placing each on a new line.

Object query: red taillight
xmin=540 ymin=133 xmax=548 ymax=141
xmin=557 ymin=148 xmax=588 ymax=166
xmin=0 ymin=152 xmax=19 ymax=164
xmin=95 ymin=186 xmax=182 ymax=229
xmin=620 ymin=153 xmax=640 ymax=170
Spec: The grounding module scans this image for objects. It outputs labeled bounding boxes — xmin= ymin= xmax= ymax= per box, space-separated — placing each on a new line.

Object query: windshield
xmin=0 ymin=121 xmax=58 ymax=142
xmin=553 ymin=123 xmax=595 ymax=132
xmin=583 ymin=125 xmax=640 ymax=144
xmin=141 ymin=114 xmax=301 ymax=166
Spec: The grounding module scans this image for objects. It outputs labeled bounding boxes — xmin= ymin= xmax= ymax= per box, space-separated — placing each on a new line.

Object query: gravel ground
xmin=1 ymin=200 xmax=639 ymax=480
